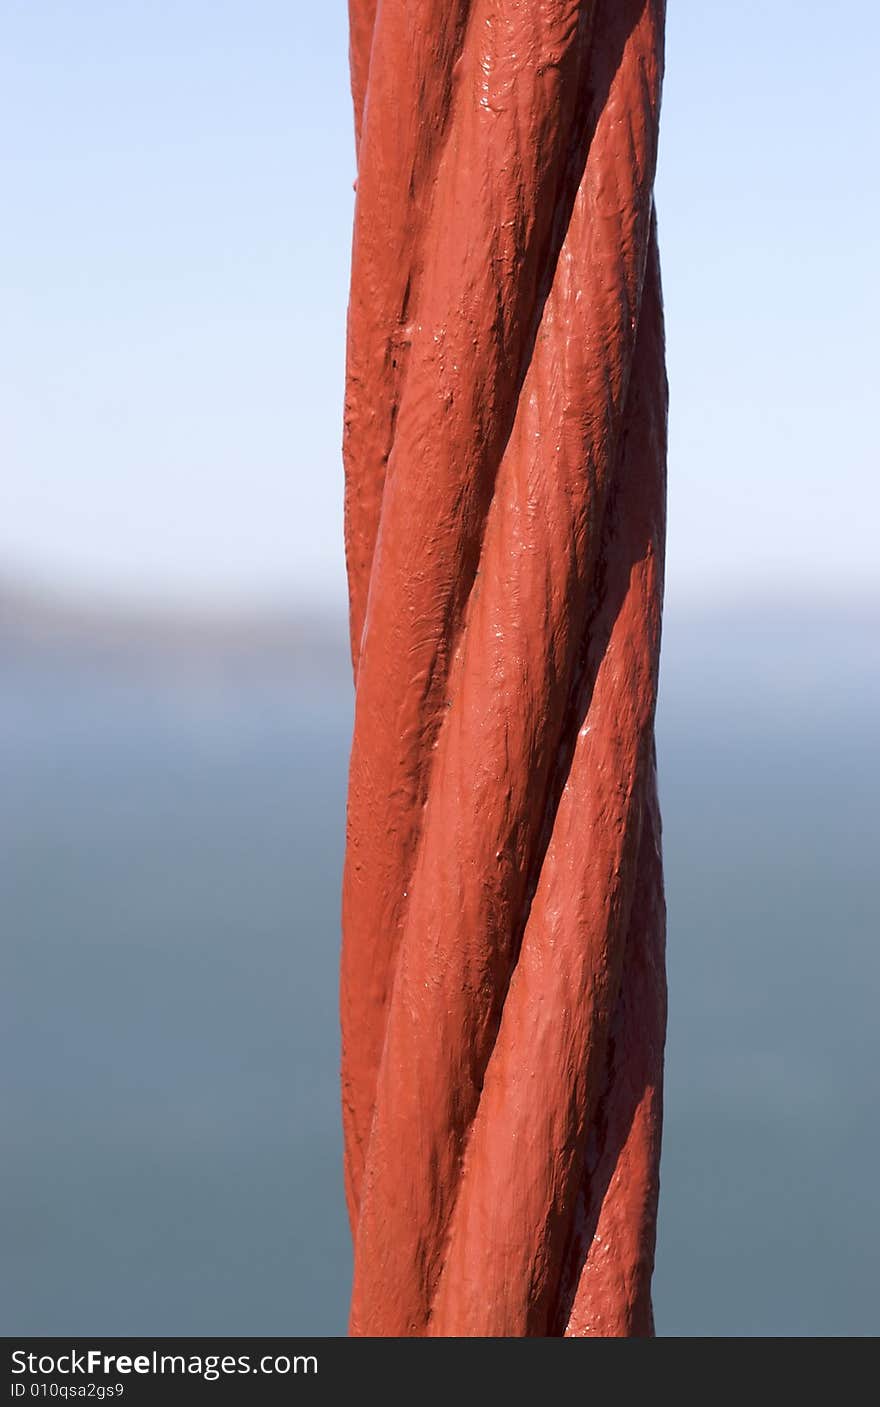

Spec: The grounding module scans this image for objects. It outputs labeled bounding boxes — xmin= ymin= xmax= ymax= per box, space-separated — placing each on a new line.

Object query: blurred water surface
xmin=2 ymin=595 xmax=878 ymax=1336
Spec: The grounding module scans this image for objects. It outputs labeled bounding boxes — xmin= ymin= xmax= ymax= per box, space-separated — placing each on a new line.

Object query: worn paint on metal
xmin=341 ymin=0 xmax=668 ymax=1337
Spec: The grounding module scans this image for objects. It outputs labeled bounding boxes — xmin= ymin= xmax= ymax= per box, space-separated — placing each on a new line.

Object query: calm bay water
xmin=2 ymin=605 xmax=878 ymax=1336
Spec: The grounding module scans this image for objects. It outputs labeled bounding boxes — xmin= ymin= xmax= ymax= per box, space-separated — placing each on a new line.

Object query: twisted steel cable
xmin=341 ymin=0 xmax=668 ymax=1337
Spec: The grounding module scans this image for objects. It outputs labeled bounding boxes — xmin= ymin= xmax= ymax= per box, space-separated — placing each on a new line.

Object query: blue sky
xmin=2 ymin=2 xmax=877 ymax=610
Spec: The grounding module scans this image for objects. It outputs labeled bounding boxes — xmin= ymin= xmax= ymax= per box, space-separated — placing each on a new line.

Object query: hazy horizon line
xmin=3 ymin=566 xmax=879 ymax=629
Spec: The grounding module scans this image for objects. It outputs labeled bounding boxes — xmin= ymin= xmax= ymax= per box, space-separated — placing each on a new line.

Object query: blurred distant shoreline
xmin=1 ymin=574 xmax=877 ymax=706
xmin=0 ymin=577 xmax=351 ymax=681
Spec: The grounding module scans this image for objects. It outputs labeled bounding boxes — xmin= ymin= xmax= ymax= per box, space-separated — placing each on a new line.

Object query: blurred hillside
xmin=0 ymin=577 xmax=350 ymax=682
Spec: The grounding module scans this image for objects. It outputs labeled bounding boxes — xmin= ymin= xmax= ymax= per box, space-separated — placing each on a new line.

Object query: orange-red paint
xmin=341 ymin=0 xmax=667 ymax=1337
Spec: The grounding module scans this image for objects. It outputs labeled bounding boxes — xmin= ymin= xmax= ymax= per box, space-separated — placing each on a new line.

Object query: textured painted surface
xmin=341 ymin=0 xmax=667 ymax=1337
